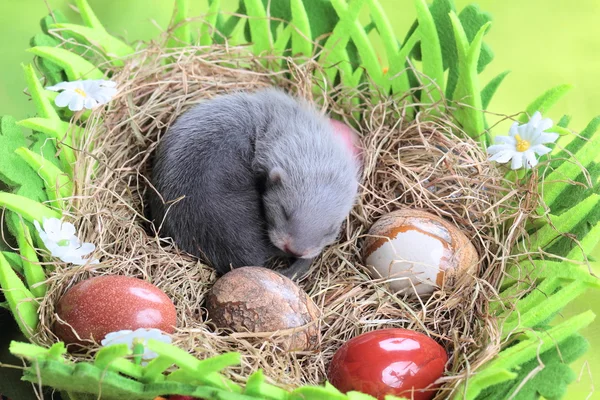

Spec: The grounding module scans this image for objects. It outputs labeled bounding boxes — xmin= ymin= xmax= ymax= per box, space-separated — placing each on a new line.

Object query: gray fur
xmin=149 ymin=88 xmax=359 ymax=278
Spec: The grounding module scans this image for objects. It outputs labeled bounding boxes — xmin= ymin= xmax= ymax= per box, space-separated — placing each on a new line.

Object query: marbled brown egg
xmin=54 ymin=275 xmax=177 ymax=345
xmin=363 ymin=209 xmax=479 ymax=297
xmin=206 ymin=267 xmax=320 ymax=351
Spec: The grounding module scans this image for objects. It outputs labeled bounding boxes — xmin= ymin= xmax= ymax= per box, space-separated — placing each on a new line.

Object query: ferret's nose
xmin=283 ymin=243 xmax=302 ymax=258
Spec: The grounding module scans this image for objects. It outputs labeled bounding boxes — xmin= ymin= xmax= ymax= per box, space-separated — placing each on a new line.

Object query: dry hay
xmin=31 ymin=40 xmax=540 ymax=398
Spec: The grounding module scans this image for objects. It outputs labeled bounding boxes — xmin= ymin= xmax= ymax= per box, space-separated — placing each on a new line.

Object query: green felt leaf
xmin=50 ymin=23 xmax=134 ymax=65
xmin=542 ymin=116 xmax=600 ymax=213
xmin=0 ymin=252 xmax=38 ymax=338
xmin=273 ymin=24 xmax=293 ymax=56
xmin=10 ymin=341 xmax=61 ymax=360
xmin=449 ymin=13 xmax=490 ymax=142
xmin=519 ymin=84 xmax=573 ymax=123
xmin=245 ymin=370 xmax=289 ymax=399
xmin=461 ymin=311 xmax=595 ymax=400
xmin=405 ymin=0 xmax=493 ymax=100
xmin=22 ymin=63 xmax=59 ymax=120
xmin=557 ymin=115 xmax=571 ymax=128
xmin=93 ymin=344 xmax=131 ymax=370
xmin=502 ymin=281 xmax=590 ymax=337
xmin=15 ymin=147 xmax=72 ymax=207
xmin=476 ymin=334 xmax=589 ymax=400
xmin=15 ymin=222 xmax=47 ymax=298
xmin=290 ymin=386 xmax=347 ymax=399
xmin=319 ymin=0 xmax=365 ymax=85
xmin=30 ymin=132 xmax=61 ymax=169
xmin=546 ymin=190 xmax=600 ymax=257
xmin=200 ymin=0 xmax=221 ymax=46
xmin=149 ymin=340 xmax=241 ymax=392
xmin=458 ymin=5 xmax=494 ymax=73
xmin=566 ymin=221 xmax=600 ymax=262
xmin=73 ymin=0 xmax=103 ymax=30
xmin=529 ymin=194 xmax=599 ymax=252
xmin=1 ymin=251 xmax=24 ymax=274
xmin=168 ymin=0 xmax=192 ymax=47
xmin=17 ymin=117 xmax=77 ymax=172
xmin=244 ymin=0 xmax=273 ymax=55
xmin=481 ymin=70 xmax=509 ymax=110
xmin=27 ymin=46 xmax=104 ymax=81
xmin=33 ymin=10 xmax=70 ymax=86
xmin=0 ymin=192 xmax=61 ymax=223
xmin=0 ymin=116 xmax=47 ymax=203
xmin=414 ymin=0 xmax=444 ymax=109
xmin=30 ymin=34 xmax=67 ymax=86
xmin=503 ymin=260 xmax=600 ymax=291
xmin=330 ymin=0 xmax=384 ymax=89
xmin=368 ymin=0 xmax=409 ymax=95
xmin=390 ymin=29 xmax=419 ymax=97
xmin=290 ymin=0 xmax=312 ymax=57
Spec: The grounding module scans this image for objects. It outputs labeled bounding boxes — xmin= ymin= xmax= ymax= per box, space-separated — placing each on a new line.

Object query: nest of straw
xmin=33 ymin=42 xmax=539 ymax=397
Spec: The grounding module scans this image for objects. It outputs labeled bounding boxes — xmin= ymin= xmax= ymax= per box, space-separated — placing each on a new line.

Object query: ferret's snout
xmin=283 ymin=243 xmax=302 ymax=257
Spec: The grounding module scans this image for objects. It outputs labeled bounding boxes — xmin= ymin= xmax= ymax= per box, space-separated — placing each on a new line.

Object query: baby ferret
xmin=149 ymin=88 xmax=360 ymax=278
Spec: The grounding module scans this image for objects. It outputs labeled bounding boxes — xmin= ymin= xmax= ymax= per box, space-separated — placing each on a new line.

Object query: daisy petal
xmin=46 ymin=81 xmax=77 ymax=91
xmin=43 ymin=218 xmax=62 ymax=235
xmin=68 ymin=95 xmax=85 ymax=111
xmin=532 ymin=144 xmax=552 ymax=156
xmin=529 ymin=111 xmax=542 ymax=126
xmin=487 ymin=144 xmax=512 ymax=155
xmin=84 ymin=97 xmax=98 ymax=109
xmin=490 ymin=150 xmax=515 ymax=163
xmin=537 ymin=132 xmax=559 ymax=144
xmin=538 ymin=118 xmax=553 ymax=131
xmin=60 ymin=222 xmax=76 ymax=238
xmin=75 ymin=242 xmax=96 ymax=256
xmin=99 ymin=80 xmax=117 ymax=88
xmin=493 ymin=136 xmax=517 ymax=145
xmin=508 ymin=122 xmax=519 ymax=136
xmin=524 ymin=151 xmax=538 ymax=169
xmin=55 ymin=91 xmax=74 ymax=108
xmin=511 ymin=154 xmax=523 ymax=170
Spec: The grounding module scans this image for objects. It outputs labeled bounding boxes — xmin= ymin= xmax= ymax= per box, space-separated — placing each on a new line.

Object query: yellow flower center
xmin=515 ymin=134 xmax=530 ymax=152
xmin=74 ymin=88 xmax=87 ymax=97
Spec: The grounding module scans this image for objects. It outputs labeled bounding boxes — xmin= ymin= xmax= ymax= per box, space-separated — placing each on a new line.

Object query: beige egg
xmin=363 ymin=209 xmax=479 ymax=297
xmin=206 ymin=267 xmax=320 ymax=351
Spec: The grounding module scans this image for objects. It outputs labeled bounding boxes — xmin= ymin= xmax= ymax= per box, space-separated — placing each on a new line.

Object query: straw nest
xmin=33 ymin=41 xmax=541 ymax=397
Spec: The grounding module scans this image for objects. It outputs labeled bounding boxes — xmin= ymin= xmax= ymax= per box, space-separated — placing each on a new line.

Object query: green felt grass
xmin=0 ymin=1 xmax=599 ymax=400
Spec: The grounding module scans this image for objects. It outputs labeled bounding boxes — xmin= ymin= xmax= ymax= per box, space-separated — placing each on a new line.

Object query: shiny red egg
xmin=54 ymin=275 xmax=177 ymax=345
xmin=328 ymin=328 xmax=447 ymax=400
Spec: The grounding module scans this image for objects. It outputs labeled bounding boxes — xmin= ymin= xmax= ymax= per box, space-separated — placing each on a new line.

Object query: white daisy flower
xmin=487 ymin=111 xmax=559 ymax=170
xmin=100 ymin=328 xmax=172 ymax=365
xmin=46 ymin=79 xmax=118 ymax=111
xmin=33 ymin=217 xmax=98 ymax=265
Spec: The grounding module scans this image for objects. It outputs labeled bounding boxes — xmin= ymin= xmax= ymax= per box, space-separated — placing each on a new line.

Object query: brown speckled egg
xmin=207 ymin=267 xmax=320 ymax=351
xmin=54 ymin=275 xmax=177 ymax=345
xmin=363 ymin=210 xmax=479 ymax=298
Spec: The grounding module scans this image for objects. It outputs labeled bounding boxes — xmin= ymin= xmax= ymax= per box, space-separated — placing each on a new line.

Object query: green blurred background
xmin=0 ymin=0 xmax=598 ymax=398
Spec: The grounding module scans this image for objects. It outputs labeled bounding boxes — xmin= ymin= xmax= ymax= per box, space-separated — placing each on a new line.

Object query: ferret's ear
xmin=269 ymin=167 xmax=287 ymax=185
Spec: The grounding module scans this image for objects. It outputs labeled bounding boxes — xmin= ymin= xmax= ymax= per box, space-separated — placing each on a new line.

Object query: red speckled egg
xmin=328 ymin=328 xmax=447 ymax=400
xmin=54 ymin=275 xmax=177 ymax=345
xmin=330 ymin=118 xmax=363 ymax=162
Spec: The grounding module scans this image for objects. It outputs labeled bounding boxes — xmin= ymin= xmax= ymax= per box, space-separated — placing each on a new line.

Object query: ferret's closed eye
xmin=281 ymin=206 xmax=291 ymax=220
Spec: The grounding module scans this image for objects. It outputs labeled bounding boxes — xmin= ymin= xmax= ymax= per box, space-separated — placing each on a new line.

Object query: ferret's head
xmin=263 ymin=166 xmax=359 ymax=260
